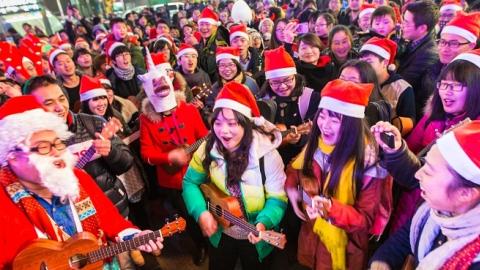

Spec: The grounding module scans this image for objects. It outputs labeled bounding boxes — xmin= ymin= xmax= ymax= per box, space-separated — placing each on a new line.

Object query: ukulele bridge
xmin=69 ymin=254 xmax=89 ymax=269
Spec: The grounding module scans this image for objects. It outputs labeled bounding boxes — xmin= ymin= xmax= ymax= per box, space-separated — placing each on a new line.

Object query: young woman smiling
xmin=285 ymin=79 xmax=388 ymax=270
xmin=183 ymin=82 xmax=287 ymax=269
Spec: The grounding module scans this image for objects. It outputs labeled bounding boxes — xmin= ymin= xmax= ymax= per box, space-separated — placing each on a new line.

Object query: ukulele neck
xmin=87 ymin=230 xmax=162 ymax=263
xmin=207 ymin=202 xmax=259 ymax=236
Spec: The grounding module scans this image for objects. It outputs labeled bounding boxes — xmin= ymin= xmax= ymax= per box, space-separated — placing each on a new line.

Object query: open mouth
xmin=53 ymin=159 xmax=66 ymax=169
xmin=154 ymin=86 xmax=171 ymax=96
xmin=442 ymin=98 xmax=455 ymax=107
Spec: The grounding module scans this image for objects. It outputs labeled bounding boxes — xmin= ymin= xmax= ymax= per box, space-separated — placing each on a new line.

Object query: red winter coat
xmin=285 ymin=157 xmax=389 ymax=270
xmin=0 ymin=169 xmax=135 ymax=269
xmin=139 ymin=100 xmax=208 ymax=190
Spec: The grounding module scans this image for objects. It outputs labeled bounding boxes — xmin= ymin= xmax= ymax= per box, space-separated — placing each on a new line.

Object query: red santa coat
xmin=0 ymin=169 xmax=136 ymax=269
xmin=140 ymin=100 xmax=208 ymax=190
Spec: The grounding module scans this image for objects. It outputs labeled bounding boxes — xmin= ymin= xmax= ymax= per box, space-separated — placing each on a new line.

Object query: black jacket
xmin=396 ymin=33 xmax=439 ymax=121
xmin=195 ymin=26 xmax=230 ymax=83
xmin=245 ymin=47 xmax=263 ymax=78
xmin=67 ymin=112 xmax=133 ymax=217
xmin=295 ymin=59 xmax=336 ymax=93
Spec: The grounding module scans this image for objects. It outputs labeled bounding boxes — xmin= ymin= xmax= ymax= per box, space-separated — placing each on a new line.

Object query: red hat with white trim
xmin=229 ymin=24 xmax=250 ymax=42
xmin=58 ymin=40 xmax=72 ymax=51
xmin=440 ymin=0 xmax=463 ymax=12
xmin=360 ymin=37 xmax=397 ymax=66
xmin=48 ymin=49 xmax=68 ymax=66
xmin=319 ymin=79 xmax=373 ymax=118
xmin=198 ymin=8 xmax=220 ymax=26
xmin=105 ymin=40 xmax=127 ymax=57
xmin=213 ymin=81 xmax=260 ymax=118
xmin=149 ymin=52 xmax=172 ymax=71
xmin=176 ymin=43 xmax=198 ymax=59
xmin=452 ymin=48 xmax=480 ymax=69
xmin=264 ymin=46 xmax=297 ymax=80
xmin=437 ymin=120 xmax=480 ymax=183
xmin=0 ymin=95 xmax=72 ymax=163
xmin=216 ymin=46 xmax=240 ymax=62
xmin=79 ymin=75 xmax=107 ymax=102
xmin=359 ymin=3 xmax=377 ymax=19
xmin=442 ymin=12 xmax=480 ymax=44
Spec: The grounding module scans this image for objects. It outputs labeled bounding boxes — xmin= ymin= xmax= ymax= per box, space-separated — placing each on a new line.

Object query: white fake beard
xmin=28 ymin=151 xmax=80 ymax=203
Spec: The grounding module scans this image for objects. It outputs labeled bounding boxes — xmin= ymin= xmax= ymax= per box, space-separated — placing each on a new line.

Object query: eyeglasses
xmin=269 ymin=76 xmax=295 ymax=88
xmin=437 ymin=80 xmax=465 ymax=92
xmin=218 ymin=63 xmax=236 ymax=70
xmin=437 ymin=39 xmax=470 ymax=48
xmin=28 ymin=139 xmax=67 ymax=155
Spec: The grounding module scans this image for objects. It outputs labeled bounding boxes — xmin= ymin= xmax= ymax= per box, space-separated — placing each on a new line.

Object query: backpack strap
xmin=298 ymin=87 xmax=313 ymax=121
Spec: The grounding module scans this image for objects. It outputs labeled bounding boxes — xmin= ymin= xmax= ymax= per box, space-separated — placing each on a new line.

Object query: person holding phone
xmin=285 ymin=79 xmax=388 ymax=270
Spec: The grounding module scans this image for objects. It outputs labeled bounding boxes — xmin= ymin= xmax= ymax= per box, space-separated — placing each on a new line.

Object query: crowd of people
xmin=1 ymin=0 xmax=480 ymax=269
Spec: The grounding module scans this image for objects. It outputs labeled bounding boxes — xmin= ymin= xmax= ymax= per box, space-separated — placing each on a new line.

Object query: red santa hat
xmin=359 ymin=3 xmax=377 ymax=19
xmin=75 ymin=37 xmax=89 ymax=48
xmin=440 ymin=0 xmax=463 ymax=13
xmin=198 ymin=8 xmax=220 ymax=26
xmin=319 ymin=79 xmax=373 ymax=118
xmin=264 ymin=46 xmax=297 ymax=80
xmin=105 ymin=40 xmax=127 ymax=57
xmin=149 ymin=52 xmax=172 ymax=71
xmin=0 ymin=43 xmax=31 ymax=80
xmin=48 ymin=49 xmax=68 ymax=66
xmin=176 ymin=43 xmax=198 ymax=59
xmin=216 ymin=46 xmax=240 ymax=62
xmin=58 ymin=40 xmax=72 ymax=51
xmin=213 ymin=81 xmax=260 ymax=118
xmin=79 ymin=75 xmax=108 ymax=102
xmin=452 ymin=48 xmax=480 ymax=69
xmin=96 ymin=32 xmax=107 ymax=41
xmin=442 ymin=12 xmax=480 ymax=43
xmin=437 ymin=120 xmax=480 ymax=183
xmin=360 ymin=37 xmax=397 ymax=69
xmin=19 ymin=36 xmax=43 ymax=75
xmin=0 ymin=95 xmax=72 ymax=163
xmin=229 ymin=24 xmax=250 ymax=42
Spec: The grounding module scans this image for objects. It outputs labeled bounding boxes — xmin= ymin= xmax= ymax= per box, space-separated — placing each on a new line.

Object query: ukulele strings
xmin=206 ymin=201 xmax=258 ymax=234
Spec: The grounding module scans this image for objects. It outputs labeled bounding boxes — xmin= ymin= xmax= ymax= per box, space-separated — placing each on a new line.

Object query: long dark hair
xmin=427 ymin=60 xmax=480 ymax=126
xmin=81 ymin=96 xmax=115 ymax=120
xmin=302 ymin=109 xmax=375 ymax=198
xmin=270 ymin=18 xmax=289 ymax=49
xmin=202 ymin=108 xmax=254 ymax=184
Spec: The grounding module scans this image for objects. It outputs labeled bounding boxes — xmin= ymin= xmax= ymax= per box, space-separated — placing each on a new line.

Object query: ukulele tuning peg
xmin=173 ymin=214 xmax=179 ymax=220
xmin=165 ymin=218 xmax=170 ymax=224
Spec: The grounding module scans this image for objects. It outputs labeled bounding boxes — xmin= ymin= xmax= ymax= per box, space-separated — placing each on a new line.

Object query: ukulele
xmin=277 ymin=120 xmax=313 ymax=138
xmin=75 ymin=117 xmax=123 ymax=169
xmin=200 ymin=182 xmax=287 ymax=249
xmin=190 ymin=83 xmax=213 ymax=104
xmin=13 ymin=217 xmax=186 ymax=270
xmin=162 ymin=134 xmax=210 ymax=174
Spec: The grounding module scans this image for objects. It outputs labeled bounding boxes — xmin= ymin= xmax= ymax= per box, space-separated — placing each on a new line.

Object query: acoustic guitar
xmin=190 ymin=83 xmax=213 ymax=104
xmin=277 ymin=120 xmax=313 ymax=138
xmin=13 ymin=217 xmax=186 ymax=270
xmin=200 ymin=182 xmax=287 ymax=250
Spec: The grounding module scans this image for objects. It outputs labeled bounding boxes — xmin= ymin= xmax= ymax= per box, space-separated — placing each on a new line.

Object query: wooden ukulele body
xmin=200 ymin=183 xmax=243 ymax=229
xmin=13 ymin=232 xmax=102 ymax=270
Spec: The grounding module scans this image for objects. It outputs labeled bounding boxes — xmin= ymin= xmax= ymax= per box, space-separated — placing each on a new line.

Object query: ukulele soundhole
xmin=69 ymin=254 xmax=88 ymax=269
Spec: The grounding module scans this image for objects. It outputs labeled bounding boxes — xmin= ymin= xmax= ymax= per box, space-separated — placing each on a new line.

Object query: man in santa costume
xmin=139 ymin=49 xmax=209 ymax=266
xmin=0 ymin=95 xmax=163 ymax=269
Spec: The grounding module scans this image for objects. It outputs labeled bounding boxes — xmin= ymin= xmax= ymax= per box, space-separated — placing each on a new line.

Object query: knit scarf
xmin=411 ymin=202 xmax=480 ymax=270
xmin=0 ymin=167 xmax=105 ymax=244
xmin=113 ymin=65 xmax=135 ymax=81
xmin=292 ymin=138 xmax=356 ymax=270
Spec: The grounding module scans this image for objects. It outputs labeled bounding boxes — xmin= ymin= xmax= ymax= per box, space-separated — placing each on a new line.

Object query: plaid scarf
xmin=0 ymin=167 xmax=105 ymax=244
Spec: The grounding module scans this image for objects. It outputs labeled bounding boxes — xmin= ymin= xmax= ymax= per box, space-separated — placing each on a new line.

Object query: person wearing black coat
xmin=396 ymin=1 xmax=440 ymax=120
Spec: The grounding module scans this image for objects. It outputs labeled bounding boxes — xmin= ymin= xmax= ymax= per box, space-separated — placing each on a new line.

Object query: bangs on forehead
xmin=319 ymin=108 xmax=343 ymax=119
xmin=442 ymin=60 xmax=471 ymax=84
